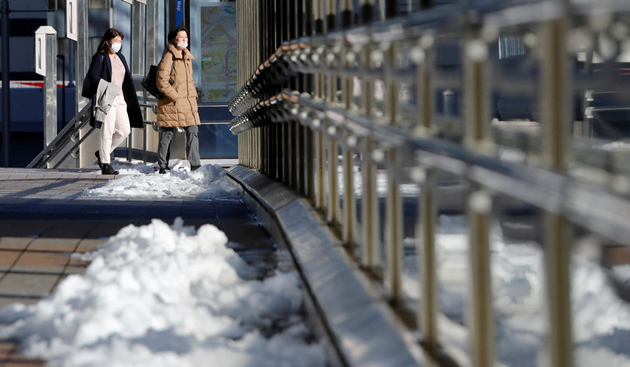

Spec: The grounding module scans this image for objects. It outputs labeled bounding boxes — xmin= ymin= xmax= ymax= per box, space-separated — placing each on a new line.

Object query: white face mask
xmin=177 ymin=41 xmax=188 ymax=49
xmin=110 ymin=42 xmax=121 ymax=53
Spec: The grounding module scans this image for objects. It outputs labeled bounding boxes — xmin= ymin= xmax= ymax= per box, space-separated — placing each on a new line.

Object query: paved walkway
xmin=0 ymin=167 xmax=277 ymax=366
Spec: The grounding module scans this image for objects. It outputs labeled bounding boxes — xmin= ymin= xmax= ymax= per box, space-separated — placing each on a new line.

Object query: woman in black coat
xmin=82 ymin=28 xmax=143 ymax=174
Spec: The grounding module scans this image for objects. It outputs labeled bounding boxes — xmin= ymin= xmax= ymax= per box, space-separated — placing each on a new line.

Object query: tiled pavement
xmin=0 ymin=167 xmax=276 ymax=366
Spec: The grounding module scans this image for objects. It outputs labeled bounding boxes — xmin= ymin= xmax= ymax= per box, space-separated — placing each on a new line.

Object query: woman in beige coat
xmin=156 ymin=26 xmax=201 ymax=174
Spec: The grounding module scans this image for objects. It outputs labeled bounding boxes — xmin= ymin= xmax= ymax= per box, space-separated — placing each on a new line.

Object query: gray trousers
xmin=158 ymin=125 xmax=201 ymax=169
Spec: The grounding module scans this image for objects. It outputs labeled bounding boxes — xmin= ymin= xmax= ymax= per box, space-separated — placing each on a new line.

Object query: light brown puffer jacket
xmin=156 ymin=44 xmax=200 ymax=128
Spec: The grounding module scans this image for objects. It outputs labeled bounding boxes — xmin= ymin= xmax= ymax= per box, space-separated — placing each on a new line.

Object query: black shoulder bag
xmin=141 ymin=61 xmax=174 ymax=100
xmin=81 ymin=53 xmax=105 ymax=99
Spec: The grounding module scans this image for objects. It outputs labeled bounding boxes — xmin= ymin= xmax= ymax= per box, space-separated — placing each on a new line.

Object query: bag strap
xmin=167 ymin=59 xmax=175 ymax=83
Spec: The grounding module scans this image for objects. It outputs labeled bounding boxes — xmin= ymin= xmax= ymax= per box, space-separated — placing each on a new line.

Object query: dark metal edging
xmin=226 ymin=165 xmax=425 ymax=367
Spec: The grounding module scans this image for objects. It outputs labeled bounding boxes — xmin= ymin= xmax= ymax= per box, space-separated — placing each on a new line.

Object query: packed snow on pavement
xmin=0 ymin=163 xmax=326 ymax=367
xmin=81 ymin=162 xmax=240 ymax=200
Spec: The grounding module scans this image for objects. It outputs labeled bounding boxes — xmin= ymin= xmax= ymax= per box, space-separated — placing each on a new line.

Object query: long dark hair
xmin=96 ymin=28 xmax=124 ymax=54
xmin=167 ymin=26 xmax=190 ymax=48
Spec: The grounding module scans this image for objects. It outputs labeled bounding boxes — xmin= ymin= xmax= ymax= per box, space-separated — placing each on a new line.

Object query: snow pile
xmin=0 ymin=219 xmax=325 ymax=367
xmin=597 ymin=141 xmax=630 ymax=152
xmin=82 ymin=164 xmax=240 ymax=200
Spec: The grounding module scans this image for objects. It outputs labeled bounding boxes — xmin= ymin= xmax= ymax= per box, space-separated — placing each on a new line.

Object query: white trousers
xmin=99 ymin=94 xmax=130 ymax=164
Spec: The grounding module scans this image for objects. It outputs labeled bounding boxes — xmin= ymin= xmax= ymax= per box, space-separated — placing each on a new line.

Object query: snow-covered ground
xmin=5 ymin=158 xmax=629 ymax=366
xmin=0 ymin=163 xmax=326 ymax=367
xmin=81 ymin=161 xmax=240 ymax=200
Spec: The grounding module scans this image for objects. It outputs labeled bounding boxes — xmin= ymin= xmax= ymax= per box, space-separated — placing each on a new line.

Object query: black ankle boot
xmin=95 ymin=151 xmax=102 ymax=169
xmin=158 ymin=167 xmax=166 ymax=174
xmin=102 ymin=163 xmax=118 ymax=175
xmin=191 ymin=165 xmax=201 ymax=171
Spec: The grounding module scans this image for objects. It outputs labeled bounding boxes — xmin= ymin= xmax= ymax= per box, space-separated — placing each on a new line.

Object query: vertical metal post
xmin=385 ymin=150 xmax=403 ymax=305
xmin=255 ymin=0 xmax=260 ymax=78
xmin=145 ymin=0 xmax=158 ymax=66
xmin=277 ymin=122 xmax=283 ymax=179
xmin=463 ymin=34 xmax=495 ymax=367
xmin=306 ymin=126 xmax=315 ymax=200
xmin=1 ymin=0 xmax=9 ymax=167
xmin=540 ymin=16 xmax=572 ymax=367
xmin=340 ymin=0 xmax=355 ymax=246
xmin=146 ymin=0 xmax=160 ymax=66
xmin=361 ymin=39 xmax=380 ymax=271
xmin=342 ymin=133 xmax=356 ymax=246
xmin=244 ymin=130 xmax=248 ymax=168
xmin=464 ymin=39 xmax=490 ymax=147
xmin=255 ymin=127 xmax=259 ymax=170
xmin=468 ymin=190 xmax=495 ymax=367
xmin=384 ymin=39 xmax=403 ymax=304
xmin=417 ymin=42 xmax=433 ymax=133
xmin=262 ymin=125 xmax=266 ymax=174
xmin=285 ymin=122 xmax=292 ymax=186
xmin=246 ymin=129 xmax=249 ymax=169
xmin=327 ymin=138 xmax=340 ymax=225
xmin=315 ymin=130 xmax=326 ymax=209
xmin=386 ymin=42 xmax=399 ymax=127
xmin=145 ymin=0 xmax=158 ymax=164
xmin=248 ymin=129 xmax=252 ymax=168
xmin=280 ymin=122 xmax=287 ymax=183
xmin=416 ymin=43 xmax=437 ymax=345
xmin=43 ymin=30 xmax=58 ymax=149
xmin=249 ymin=129 xmax=253 ymax=168
xmin=243 ymin=130 xmax=247 ymax=168
xmin=269 ymin=123 xmax=276 ymax=177
xmin=262 ymin=126 xmax=268 ymax=174
xmin=257 ymin=127 xmax=261 ymax=170
xmin=274 ymin=123 xmax=279 ymax=178
xmin=361 ymin=139 xmax=380 ymax=270
xmin=77 ymin=0 xmax=90 ymax=167
xmin=418 ymin=169 xmax=438 ymax=346
xmin=294 ymin=121 xmax=301 ymax=191
xmin=237 ymin=0 xmax=241 ymax=87
xmin=129 ymin=1 xmax=146 ymax=161
xmin=245 ymin=0 xmax=249 ymax=85
xmin=255 ymin=127 xmax=259 ymax=171
xmin=75 ymin=0 xmax=89 ymax=111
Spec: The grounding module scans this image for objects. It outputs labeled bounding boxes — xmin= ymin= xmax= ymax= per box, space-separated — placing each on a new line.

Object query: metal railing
xmin=28 ymin=99 xmax=158 ymax=169
xmin=230 ymin=0 xmax=630 ymax=366
xmin=27 ymin=100 xmax=94 ymax=169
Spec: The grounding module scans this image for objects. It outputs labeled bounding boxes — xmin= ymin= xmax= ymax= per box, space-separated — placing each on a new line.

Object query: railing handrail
xmin=231 ymin=89 xmax=630 ymax=244
xmin=28 ymin=99 xmax=158 ymax=169
xmin=26 ymin=100 xmax=93 ymax=169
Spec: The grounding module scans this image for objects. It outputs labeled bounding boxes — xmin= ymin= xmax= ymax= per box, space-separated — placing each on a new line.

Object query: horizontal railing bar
xmin=230 ymin=88 xmax=630 ymax=244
